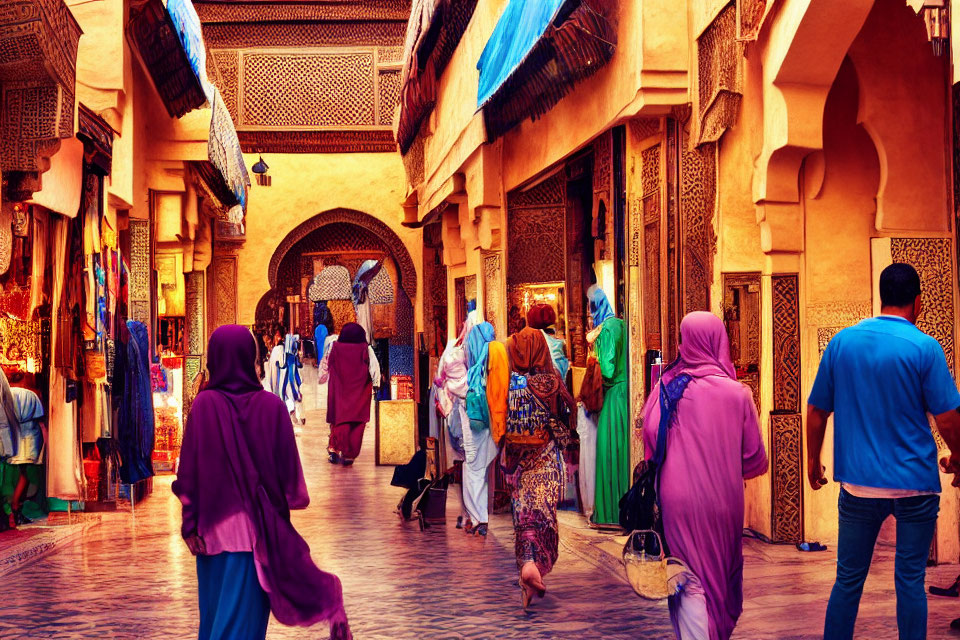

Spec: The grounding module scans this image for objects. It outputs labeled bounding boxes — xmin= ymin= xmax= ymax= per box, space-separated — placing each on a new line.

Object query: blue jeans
xmin=824 ymin=488 xmax=939 ymax=640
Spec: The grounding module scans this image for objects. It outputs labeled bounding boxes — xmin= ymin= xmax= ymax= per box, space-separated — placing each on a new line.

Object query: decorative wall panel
xmin=129 ymin=219 xmax=151 ymax=327
xmin=771 ymin=275 xmax=801 ymax=413
xmin=185 ymin=272 xmax=205 ymax=356
xmin=507 ymin=173 xmax=565 ymax=287
xmin=0 ymin=0 xmax=81 ymax=178
xmin=378 ymin=69 xmax=401 ymax=126
xmin=242 ymin=52 xmax=375 ymax=127
xmin=723 ymin=273 xmax=761 ymax=412
xmin=376 ymin=399 xmax=417 ymax=465
xmin=808 ymin=301 xmax=871 ymax=358
xmin=629 ymin=118 xmax=661 ymax=143
xmin=195 ymin=2 xmax=411 ymax=23
xmin=483 ymin=251 xmax=505 ymax=339
xmin=890 ymin=238 xmax=956 ymax=374
xmin=201 ymin=22 xmax=406 ymax=49
xmin=213 ymin=256 xmax=238 ymax=328
xmin=697 ymin=3 xmax=742 ymax=144
xmin=737 ymin=0 xmax=767 ymax=40
xmin=771 ymin=273 xmax=802 ymax=543
xmin=183 ymin=355 xmax=202 ymax=420
xmin=211 ymin=50 xmax=239 ymax=118
xmin=641 ymin=144 xmax=662 ymax=347
xmin=680 ymin=130 xmax=716 ymax=315
xmin=237 ymin=129 xmax=395 ymax=154
xmin=771 ymin=414 xmax=803 ymax=543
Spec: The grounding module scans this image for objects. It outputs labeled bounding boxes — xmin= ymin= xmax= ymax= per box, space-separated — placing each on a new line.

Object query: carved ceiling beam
xmin=0 ymin=0 xmax=82 ymax=199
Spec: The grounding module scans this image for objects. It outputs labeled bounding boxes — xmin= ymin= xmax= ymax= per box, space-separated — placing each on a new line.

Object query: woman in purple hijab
xmin=173 ymin=325 xmax=350 ymax=640
xmin=641 ymin=312 xmax=767 ymax=640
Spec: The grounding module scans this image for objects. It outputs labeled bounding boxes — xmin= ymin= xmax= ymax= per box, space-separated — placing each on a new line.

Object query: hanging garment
xmin=576 ymin=405 xmax=598 ymax=517
xmin=117 ymin=320 xmax=155 ymax=484
xmin=47 ymin=216 xmax=82 ymax=500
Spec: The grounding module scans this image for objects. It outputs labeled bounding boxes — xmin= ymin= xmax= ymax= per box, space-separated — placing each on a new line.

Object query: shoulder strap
xmin=653 ymin=374 xmax=693 ymax=466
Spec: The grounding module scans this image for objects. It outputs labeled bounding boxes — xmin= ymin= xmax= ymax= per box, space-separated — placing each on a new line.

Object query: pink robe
xmin=642 ymin=312 xmax=767 ymax=640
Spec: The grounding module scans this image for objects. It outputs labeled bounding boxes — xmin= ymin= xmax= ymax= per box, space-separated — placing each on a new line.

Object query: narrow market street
xmin=0 ymin=373 xmax=670 ymax=640
xmin=3 ymin=372 xmax=960 ymax=640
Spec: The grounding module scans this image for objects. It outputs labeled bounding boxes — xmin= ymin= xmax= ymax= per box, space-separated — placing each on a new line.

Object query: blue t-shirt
xmin=808 ymin=316 xmax=960 ymax=492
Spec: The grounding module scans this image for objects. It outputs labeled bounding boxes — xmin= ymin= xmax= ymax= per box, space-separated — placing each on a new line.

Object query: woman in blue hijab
xmin=461 ymin=321 xmax=499 ymax=536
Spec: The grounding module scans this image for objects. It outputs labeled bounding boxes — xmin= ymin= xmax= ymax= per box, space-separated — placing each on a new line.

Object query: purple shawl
xmin=173 ymin=325 xmax=347 ymax=630
xmin=327 ymin=322 xmax=372 ymax=425
xmin=641 ymin=313 xmax=766 ymax=640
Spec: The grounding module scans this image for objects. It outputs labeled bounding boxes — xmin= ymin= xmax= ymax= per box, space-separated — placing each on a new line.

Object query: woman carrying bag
xmin=640 ymin=312 xmax=767 ymax=640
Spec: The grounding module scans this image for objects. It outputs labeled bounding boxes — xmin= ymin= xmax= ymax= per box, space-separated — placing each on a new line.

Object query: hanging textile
xmin=117 ymin=320 xmax=155 ymax=484
xmin=476 ymin=0 xmax=566 ymax=107
xmin=47 ymin=216 xmax=82 ymax=500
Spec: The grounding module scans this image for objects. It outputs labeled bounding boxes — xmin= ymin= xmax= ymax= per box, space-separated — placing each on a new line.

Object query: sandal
xmin=931 ymin=574 xmax=960 ymax=598
xmin=474 ymin=523 xmax=488 ymax=537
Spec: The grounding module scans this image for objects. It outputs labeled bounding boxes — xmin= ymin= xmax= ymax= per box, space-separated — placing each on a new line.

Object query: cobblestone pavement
xmin=0 ymin=375 xmax=674 ymax=640
xmin=5 ymin=371 xmax=960 ymax=639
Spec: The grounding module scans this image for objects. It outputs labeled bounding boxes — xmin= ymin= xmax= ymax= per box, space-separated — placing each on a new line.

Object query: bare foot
xmin=520 ymin=561 xmax=546 ymax=603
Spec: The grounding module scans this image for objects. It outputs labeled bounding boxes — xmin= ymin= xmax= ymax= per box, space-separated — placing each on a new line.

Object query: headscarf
xmin=588 ymin=285 xmax=615 ymax=327
xmin=466 ymin=322 xmax=496 ymax=395
xmin=339 ymin=322 xmax=367 ymax=344
xmin=206 ymin=325 xmax=263 ymax=394
xmin=506 ymin=326 xmax=552 ymax=374
xmin=0 ymin=368 xmax=21 ymax=458
xmin=526 ymin=304 xmax=556 ymax=330
xmin=661 ymin=312 xmax=736 ymax=385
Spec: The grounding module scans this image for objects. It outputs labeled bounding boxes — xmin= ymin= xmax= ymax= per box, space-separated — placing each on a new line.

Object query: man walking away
xmin=807 ymin=263 xmax=960 ymax=640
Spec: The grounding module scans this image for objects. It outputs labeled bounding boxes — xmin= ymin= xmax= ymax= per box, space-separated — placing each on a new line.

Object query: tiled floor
xmin=4 ymin=370 xmax=960 ymax=639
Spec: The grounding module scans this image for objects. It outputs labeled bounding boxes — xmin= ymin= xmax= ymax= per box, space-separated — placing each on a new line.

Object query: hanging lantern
xmin=917 ymin=1 xmax=948 ymax=56
xmin=251 ymin=155 xmax=271 ymax=186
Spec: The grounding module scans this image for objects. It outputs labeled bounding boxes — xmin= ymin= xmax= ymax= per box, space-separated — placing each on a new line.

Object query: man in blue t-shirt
xmin=808 ymin=263 xmax=960 ymax=640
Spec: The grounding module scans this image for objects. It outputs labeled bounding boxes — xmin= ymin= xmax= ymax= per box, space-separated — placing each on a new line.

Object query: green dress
xmin=593 ymin=317 xmax=630 ymax=525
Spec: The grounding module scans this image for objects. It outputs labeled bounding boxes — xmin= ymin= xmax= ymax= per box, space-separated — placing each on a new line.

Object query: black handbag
xmin=618 ymin=373 xmax=692 ymax=554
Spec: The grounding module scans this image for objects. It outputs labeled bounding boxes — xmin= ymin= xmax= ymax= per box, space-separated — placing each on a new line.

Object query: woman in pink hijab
xmin=641 ymin=312 xmax=767 ymax=640
xmin=173 ymin=325 xmax=350 ymax=640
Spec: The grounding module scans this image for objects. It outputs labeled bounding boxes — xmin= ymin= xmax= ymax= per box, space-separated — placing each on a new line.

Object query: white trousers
xmin=460 ymin=404 xmax=498 ymax=525
xmin=668 ymin=570 xmax=709 ymax=640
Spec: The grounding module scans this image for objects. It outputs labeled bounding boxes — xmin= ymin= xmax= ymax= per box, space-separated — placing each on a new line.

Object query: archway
xmin=256 ymin=209 xmax=418 ymax=385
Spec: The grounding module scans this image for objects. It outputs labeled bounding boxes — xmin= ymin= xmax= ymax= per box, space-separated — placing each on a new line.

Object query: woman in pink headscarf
xmin=641 ymin=312 xmax=767 ymax=640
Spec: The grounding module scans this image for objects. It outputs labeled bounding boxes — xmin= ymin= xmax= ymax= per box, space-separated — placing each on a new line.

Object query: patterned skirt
xmin=507 ymin=439 xmax=564 ymax=576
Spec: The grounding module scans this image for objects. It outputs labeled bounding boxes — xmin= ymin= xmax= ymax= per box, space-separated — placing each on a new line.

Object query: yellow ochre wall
xmin=235 ymin=151 xmax=422 ymax=327
xmin=713 ymin=0 xmax=956 ymax=551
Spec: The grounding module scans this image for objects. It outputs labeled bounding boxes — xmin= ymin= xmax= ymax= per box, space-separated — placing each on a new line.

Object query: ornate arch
xmin=267 ymin=208 xmax=417 ymax=301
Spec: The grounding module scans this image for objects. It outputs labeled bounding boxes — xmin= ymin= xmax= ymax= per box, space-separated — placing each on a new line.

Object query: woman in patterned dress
xmin=501 ymin=326 xmax=575 ymax=608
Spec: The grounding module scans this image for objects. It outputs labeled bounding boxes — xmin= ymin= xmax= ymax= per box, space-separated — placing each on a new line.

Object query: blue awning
xmin=167 ymin=0 xmax=213 ymax=101
xmin=476 ymin=0 xmax=567 ymax=108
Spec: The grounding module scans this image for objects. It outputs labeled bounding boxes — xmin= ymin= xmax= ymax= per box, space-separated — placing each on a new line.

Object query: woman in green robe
xmin=588 ymin=286 xmax=629 ymax=526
